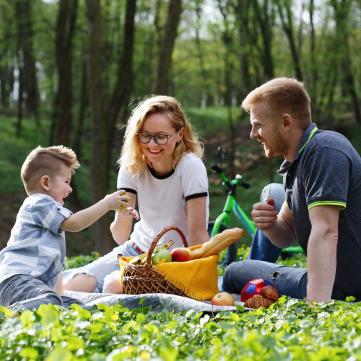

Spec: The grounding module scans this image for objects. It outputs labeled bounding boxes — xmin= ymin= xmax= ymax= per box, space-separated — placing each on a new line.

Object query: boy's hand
xmin=105 ymin=190 xmax=140 ymax=220
xmin=105 ymin=190 xmax=129 ymax=210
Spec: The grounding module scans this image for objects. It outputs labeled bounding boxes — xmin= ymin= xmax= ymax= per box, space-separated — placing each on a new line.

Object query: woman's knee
xmin=103 ymin=271 xmax=123 ymax=294
xmin=63 ymin=274 xmax=97 ymax=293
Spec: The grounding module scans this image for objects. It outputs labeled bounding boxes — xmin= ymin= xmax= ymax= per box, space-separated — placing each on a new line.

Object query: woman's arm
xmin=186 ymin=196 xmax=209 ymax=246
xmin=110 ymin=192 xmax=137 ymax=245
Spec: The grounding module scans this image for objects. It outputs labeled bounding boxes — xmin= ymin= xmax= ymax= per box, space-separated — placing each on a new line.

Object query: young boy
xmin=0 ymin=145 xmax=137 ymax=311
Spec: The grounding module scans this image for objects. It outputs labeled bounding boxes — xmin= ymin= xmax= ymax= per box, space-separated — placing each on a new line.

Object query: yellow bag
xmin=155 ymin=245 xmax=219 ymax=301
xmin=118 ymin=226 xmax=219 ymax=301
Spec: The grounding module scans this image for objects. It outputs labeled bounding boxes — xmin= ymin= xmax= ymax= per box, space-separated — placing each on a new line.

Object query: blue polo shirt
xmin=0 ymin=194 xmax=72 ymax=288
xmin=280 ymin=123 xmax=361 ymax=300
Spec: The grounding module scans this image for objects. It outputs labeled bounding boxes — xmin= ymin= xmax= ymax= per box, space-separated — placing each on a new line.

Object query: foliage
xmin=65 ymin=252 xmax=100 ymax=270
xmin=0 ymin=293 xmax=360 ymax=360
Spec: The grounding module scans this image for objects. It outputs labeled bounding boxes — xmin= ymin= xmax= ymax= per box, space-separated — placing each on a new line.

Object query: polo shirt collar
xmin=278 ymin=122 xmax=318 ymax=175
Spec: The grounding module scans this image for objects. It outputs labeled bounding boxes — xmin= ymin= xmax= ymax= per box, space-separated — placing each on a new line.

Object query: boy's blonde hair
xmin=241 ymin=77 xmax=311 ymax=128
xmin=21 ymin=145 xmax=80 ymax=194
xmin=119 ymin=95 xmax=203 ymax=174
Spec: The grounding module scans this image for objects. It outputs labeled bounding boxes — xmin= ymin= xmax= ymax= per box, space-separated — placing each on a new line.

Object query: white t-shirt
xmin=117 ymin=153 xmax=209 ymax=251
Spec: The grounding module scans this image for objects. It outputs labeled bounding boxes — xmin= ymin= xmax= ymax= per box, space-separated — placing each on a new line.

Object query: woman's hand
xmin=110 ymin=191 xmax=137 ymax=245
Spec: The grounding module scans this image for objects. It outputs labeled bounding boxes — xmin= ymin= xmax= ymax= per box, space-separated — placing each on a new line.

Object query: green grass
xmin=0 ymin=117 xmax=50 ymax=193
xmin=187 ymin=106 xmax=242 ymax=137
xmin=0 ymin=286 xmax=359 ymax=360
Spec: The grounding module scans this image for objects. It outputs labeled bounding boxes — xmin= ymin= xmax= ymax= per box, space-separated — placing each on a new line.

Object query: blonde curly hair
xmin=119 ymin=95 xmax=203 ymax=175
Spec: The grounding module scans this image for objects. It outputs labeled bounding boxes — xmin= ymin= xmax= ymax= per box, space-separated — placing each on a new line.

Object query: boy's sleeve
xmin=181 ymin=157 xmax=208 ymax=200
xmin=31 ymin=196 xmax=72 ymax=234
xmin=117 ymin=167 xmax=137 ymax=194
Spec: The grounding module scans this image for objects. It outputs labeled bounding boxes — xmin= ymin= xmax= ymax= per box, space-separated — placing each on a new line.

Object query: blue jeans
xmin=222 ymin=183 xmax=308 ymax=299
xmin=222 ymin=260 xmax=307 ymax=299
xmin=248 ymin=183 xmax=284 ymax=262
xmin=0 ymin=274 xmax=84 ymax=311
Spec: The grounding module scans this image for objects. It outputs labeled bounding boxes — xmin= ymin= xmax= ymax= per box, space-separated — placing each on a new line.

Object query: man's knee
xmin=260 ymin=183 xmax=285 ymax=211
xmin=63 ymin=274 xmax=97 ymax=293
xmin=222 ymin=261 xmax=247 ymax=293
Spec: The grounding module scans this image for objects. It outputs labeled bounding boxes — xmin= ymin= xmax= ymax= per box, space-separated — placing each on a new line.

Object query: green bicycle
xmin=209 ymin=147 xmax=303 ymax=266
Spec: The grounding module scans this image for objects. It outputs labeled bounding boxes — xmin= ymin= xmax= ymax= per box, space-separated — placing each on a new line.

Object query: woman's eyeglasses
xmin=137 ymin=132 xmax=175 ymax=145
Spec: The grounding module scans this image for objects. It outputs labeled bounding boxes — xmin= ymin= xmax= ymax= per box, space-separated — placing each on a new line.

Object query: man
xmin=223 ymin=77 xmax=361 ymax=302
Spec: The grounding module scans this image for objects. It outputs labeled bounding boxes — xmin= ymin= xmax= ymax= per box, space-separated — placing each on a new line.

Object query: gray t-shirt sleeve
xmin=31 ymin=196 xmax=72 ymax=234
xmin=303 ymin=147 xmax=349 ymax=208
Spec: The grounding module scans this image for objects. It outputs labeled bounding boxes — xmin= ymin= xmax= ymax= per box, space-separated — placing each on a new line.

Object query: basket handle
xmin=146 ymin=226 xmax=188 ymax=266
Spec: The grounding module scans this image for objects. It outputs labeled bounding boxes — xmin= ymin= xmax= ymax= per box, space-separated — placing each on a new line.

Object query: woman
xmin=63 ymin=95 xmax=210 ymax=293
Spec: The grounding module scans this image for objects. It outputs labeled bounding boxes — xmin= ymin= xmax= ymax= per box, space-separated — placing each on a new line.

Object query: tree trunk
xmin=16 ymin=63 xmax=23 ymax=137
xmin=331 ymin=0 xmax=361 ymax=124
xmin=106 ymin=0 xmax=137 ymax=149
xmin=14 ymin=0 xmax=40 ymax=124
xmin=86 ymin=0 xmax=113 ymax=254
xmin=234 ymin=0 xmax=254 ymax=99
xmin=194 ymin=0 xmax=209 ymax=106
xmin=0 ymin=65 xmax=14 ymax=110
xmin=276 ymin=0 xmax=303 ymax=81
xmin=153 ymin=0 xmax=183 ymax=94
xmin=70 ymin=59 xmax=88 ymax=210
xmin=253 ymin=0 xmax=275 ymax=80
xmin=55 ymin=0 xmax=78 ymax=146
xmin=217 ymin=0 xmax=236 ymax=173
xmin=309 ymin=0 xmax=318 ymax=108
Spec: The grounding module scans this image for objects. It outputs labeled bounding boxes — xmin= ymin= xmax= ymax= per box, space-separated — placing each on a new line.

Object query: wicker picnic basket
xmin=120 ymin=226 xmax=188 ymax=296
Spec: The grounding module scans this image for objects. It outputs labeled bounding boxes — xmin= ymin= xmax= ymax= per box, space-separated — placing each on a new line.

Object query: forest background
xmin=0 ymin=0 xmax=360 ymax=256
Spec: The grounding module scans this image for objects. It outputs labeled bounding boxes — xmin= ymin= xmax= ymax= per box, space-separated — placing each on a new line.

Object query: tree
xmin=86 ymin=0 xmax=112 ymax=254
xmin=331 ymin=0 xmax=361 ymax=124
xmin=55 ymin=0 xmax=78 ymax=146
xmin=14 ymin=0 xmax=40 ymax=124
xmin=217 ymin=0 xmax=237 ymax=173
xmin=276 ymin=0 xmax=303 ymax=81
xmin=85 ymin=0 xmax=137 ymax=254
xmin=253 ymin=0 xmax=275 ymax=80
xmin=106 ymin=0 xmax=137 ymax=164
xmin=154 ymin=0 xmax=183 ymax=94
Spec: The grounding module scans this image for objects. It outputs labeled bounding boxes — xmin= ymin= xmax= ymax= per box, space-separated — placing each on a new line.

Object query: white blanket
xmin=64 ymin=290 xmax=244 ymax=313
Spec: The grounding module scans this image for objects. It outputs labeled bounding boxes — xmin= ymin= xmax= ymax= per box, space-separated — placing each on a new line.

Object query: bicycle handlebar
xmin=210 ymin=164 xmax=251 ymax=190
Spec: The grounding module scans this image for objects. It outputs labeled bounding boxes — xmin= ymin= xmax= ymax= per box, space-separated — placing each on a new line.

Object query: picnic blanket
xmin=64 ymin=290 xmax=243 ymax=312
xmin=64 ymin=277 xmax=244 ymax=312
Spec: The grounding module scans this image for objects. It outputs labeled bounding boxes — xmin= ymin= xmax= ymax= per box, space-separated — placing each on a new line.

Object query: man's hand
xmin=251 ymin=198 xmax=278 ymax=231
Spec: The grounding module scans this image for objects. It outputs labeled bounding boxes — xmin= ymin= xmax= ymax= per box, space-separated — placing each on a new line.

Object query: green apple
xmin=152 ymin=247 xmax=172 ymax=265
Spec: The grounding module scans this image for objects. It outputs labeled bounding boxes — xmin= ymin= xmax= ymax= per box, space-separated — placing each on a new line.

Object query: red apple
xmin=211 ymin=292 xmax=235 ymax=306
xmin=171 ymin=247 xmax=193 ymax=262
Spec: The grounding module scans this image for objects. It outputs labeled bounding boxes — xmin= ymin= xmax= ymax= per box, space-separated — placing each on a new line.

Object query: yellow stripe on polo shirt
xmin=307 ymin=201 xmax=346 ymax=210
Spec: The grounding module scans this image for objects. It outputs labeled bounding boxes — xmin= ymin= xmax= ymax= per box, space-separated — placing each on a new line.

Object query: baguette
xmin=190 ymin=227 xmax=245 ymax=259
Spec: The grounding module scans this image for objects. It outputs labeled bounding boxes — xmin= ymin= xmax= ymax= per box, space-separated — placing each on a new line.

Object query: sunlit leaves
xmin=0 ymin=296 xmax=361 ymax=360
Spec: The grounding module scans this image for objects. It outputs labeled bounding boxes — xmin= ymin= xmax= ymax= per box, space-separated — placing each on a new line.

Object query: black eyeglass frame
xmin=136 ymin=131 xmax=176 ymax=145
